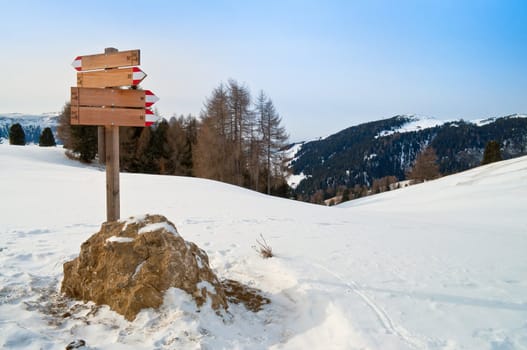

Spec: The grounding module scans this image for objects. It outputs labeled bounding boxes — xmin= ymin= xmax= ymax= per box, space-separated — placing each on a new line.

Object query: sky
xmin=0 ymin=0 xmax=526 ymax=141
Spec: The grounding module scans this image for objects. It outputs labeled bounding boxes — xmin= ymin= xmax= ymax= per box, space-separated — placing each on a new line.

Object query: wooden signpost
xmin=77 ymin=67 xmax=147 ymax=88
xmin=72 ymin=49 xmax=140 ymax=71
xmin=70 ymin=87 xmax=158 ymax=126
xmin=70 ymin=48 xmax=159 ymax=221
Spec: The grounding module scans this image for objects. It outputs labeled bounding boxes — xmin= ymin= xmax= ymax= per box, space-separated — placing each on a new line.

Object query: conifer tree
xmin=227 ymin=80 xmax=252 ymax=186
xmin=39 ymin=127 xmax=56 ymax=147
xmin=167 ymin=115 xmax=197 ymax=176
xmin=481 ymin=140 xmax=502 ymax=165
xmin=119 ymin=126 xmax=142 ymax=172
xmin=57 ymin=103 xmax=97 ymax=162
xmin=151 ymin=119 xmax=172 ymax=174
xmin=194 ymin=84 xmax=236 ymax=183
xmin=256 ymin=91 xmax=289 ymax=194
xmin=341 ymin=188 xmax=350 ymax=202
xmin=134 ymin=126 xmax=153 ymax=173
xmin=9 ymin=123 xmax=25 ymax=145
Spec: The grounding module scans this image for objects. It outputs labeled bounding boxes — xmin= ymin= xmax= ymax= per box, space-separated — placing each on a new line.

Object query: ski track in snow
xmin=310 ymin=261 xmax=427 ymax=349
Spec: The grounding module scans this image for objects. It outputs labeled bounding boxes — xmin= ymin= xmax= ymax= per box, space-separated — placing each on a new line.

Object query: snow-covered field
xmin=1 ymin=144 xmax=526 ymax=350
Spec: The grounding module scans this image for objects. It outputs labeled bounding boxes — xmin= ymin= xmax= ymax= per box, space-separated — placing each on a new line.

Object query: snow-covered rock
xmin=62 ymin=214 xmax=227 ymax=321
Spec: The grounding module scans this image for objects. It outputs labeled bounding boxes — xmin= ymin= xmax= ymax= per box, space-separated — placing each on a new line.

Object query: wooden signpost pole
xmin=105 ymin=125 xmax=120 ymax=221
xmin=104 ymin=48 xmax=119 ymax=221
xmin=104 ymin=48 xmax=118 ymax=220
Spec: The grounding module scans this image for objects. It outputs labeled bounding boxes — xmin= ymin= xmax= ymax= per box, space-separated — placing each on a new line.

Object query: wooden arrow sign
xmin=145 ymin=109 xmax=159 ymax=126
xmin=72 ymin=49 xmax=140 ymax=71
xmin=70 ymin=87 xmax=159 ymax=126
xmin=77 ymin=67 xmax=147 ymax=88
xmin=71 ymin=106 xmax=155 ymax=127
xmin=144 ymin=90 xmax=159 ymax=107
xmin=71 ymin=87 xmax=158 ymax=109
xmin=70 ymin=106 xmax=145 ymax=126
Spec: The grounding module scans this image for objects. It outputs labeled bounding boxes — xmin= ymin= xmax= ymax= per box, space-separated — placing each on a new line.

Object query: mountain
xmin=0 ymin=113 xmax=60 ymax=144
xmin=288 ymin=114 xmax=527 ymax=198
xmin=0 ymin=144 xmax=525 ymax=349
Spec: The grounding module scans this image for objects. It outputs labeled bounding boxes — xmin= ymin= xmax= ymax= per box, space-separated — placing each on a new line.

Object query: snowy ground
xmin=0 ymin=144 xmax=526 ymax=350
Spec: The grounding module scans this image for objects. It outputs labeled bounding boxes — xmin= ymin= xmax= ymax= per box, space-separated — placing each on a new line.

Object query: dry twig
xmin=253 ymin=234 xmax=273 ymax=258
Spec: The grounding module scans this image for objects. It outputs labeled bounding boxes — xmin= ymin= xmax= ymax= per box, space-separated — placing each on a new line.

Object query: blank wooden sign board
xmin=77 ymin=67 xmax=147 ymax=88
xmin=72 ymin=49 xmax=140 ymax=71
xmin=70 ymin=48 xmax=159 ymax=221
xmin=70 ymin=87 xmax=158 ymax=126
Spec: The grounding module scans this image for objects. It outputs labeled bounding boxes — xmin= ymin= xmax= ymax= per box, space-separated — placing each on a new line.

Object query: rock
xmin=61 ymin=214 xmax=227 ymax=321
xmin=66 ymin=339 xmax=86 ymax=349
xmin=221 ymin=279 xmax=270 ymax=312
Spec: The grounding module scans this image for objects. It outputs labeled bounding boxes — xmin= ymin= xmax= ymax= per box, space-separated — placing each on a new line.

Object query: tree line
xmin=7 ymin=123 xmax=56 ymax=146
xmin=57 ymin=79 xmax=290 ymax=197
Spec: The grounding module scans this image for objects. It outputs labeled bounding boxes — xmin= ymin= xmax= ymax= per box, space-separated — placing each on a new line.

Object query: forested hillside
xmin=290 ymin=115 xmax=527 ymax=202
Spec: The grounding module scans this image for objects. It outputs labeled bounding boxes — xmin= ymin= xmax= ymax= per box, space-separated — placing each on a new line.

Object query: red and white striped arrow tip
xmin=132 ymin=67 xmax=147 ymax=85
xmin=144 ymin=90 xmax=159 ymax=107
xmin=145 ymin=108 xmax=160 ymax=127
xmin=72 ymin=56 xmax=82 ymax=71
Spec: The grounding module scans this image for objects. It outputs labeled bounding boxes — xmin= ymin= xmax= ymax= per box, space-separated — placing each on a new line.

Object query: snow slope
xmin=0 ymin=144 xmax=526 ymax=349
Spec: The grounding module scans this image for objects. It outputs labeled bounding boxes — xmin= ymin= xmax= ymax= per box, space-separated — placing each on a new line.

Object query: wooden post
xmin=97 ymin=48 xmax=118 ymax=166
xmin=105 ymin=125 xmax=120 ymax=221
xmin=104 ymin=47 xmax=120 ymax=221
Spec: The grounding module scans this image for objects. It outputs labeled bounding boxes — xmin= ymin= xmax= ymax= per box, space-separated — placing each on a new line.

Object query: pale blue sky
xmin=0 ymin=0 xmax=525 ymax=140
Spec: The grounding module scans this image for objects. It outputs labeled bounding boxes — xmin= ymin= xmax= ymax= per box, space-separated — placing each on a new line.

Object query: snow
xmin=284 ymin=142 xmax=308 ymax=189
xmin=284 ymin=142 xmax=304 ymax=163
xmin=377 ymin=114 xmax=527 ymax=138
xmin=377 ymin=115 xmax=448 ymax=138
xmin=196 ymin=281 xmax=217 ymax=295
xmin=1 ymin=143 xmax=526 ymax=349
xmin=473 ymin=114 xmax=527 ymax=126
xmin=364 ymin=153 xmax=377 ymax=161
xmin=286 ymin=172 xmax=308 ymax=189
xmin=121 ymin=215 xmax=147 ymax=231
xmin=106 ymin=236 xmax=135 ymax=244
xmin=195 ymin=255 xmax=204 ymax=269
xmin=132 ymin=261 xmax=146 ymax=279
xmin=138 ymin=222 xmax=179 ymax=236
xmin=472 ymin=117 xmax=497 ymax=126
